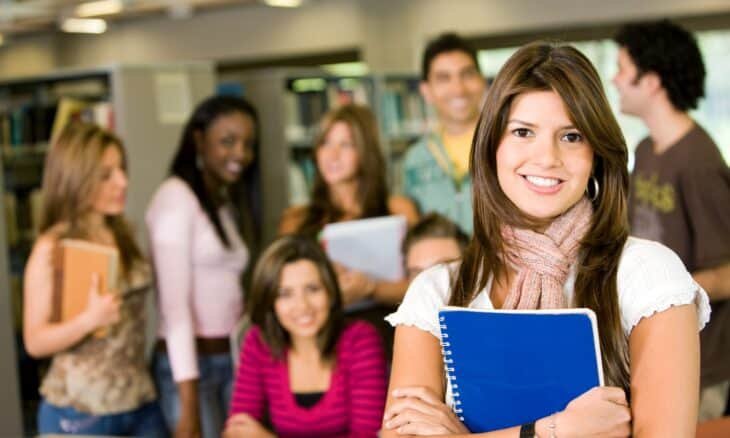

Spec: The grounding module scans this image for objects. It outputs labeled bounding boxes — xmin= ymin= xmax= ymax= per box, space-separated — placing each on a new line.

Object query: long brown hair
xmin=297 ymin=104 xmax=389 ymax=237
xmin=40 ymin=122 xmax=144 ymax=277
xmin=246 ymin=235 xmax=344 ymax=359
xmin=450 ymin=42 xmax=631 ymax=392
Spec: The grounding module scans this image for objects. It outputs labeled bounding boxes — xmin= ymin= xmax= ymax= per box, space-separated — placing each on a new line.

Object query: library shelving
xmin=218 ymin=68 xmax=428 ymax=244
xmin=0 ymin=63 xmax=215 ymax=435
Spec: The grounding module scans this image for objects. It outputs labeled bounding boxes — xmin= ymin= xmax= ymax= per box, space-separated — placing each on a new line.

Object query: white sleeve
xmin=617 ymin=238 xmax=711 ymax=336
xmin=385 ymin=264 xmax=453 ymax=339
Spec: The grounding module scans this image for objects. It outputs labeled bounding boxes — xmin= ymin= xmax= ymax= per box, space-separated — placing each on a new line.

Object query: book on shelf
xmin=380 ymin=80 xmax=427 ymax=138
xmin=321 ymin=215 xmax=407 ymax=312
xmin=3 ymin=192 xmax=18 ymax=247
xmin=438 ymin=307 xmax=603 ymax=433
xmin=54 ymin=239 xmax=119 ymax=337
xmin=0 ymin=96 xmax=56 ymax=151
xmin=284 ymin=78 xmax=373 ymax=147
xmin=49 ymin=98 xmax=114 ymax=143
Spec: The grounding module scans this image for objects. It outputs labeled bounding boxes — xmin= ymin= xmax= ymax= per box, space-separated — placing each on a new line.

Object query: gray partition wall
xmin=0 ymin=161 xmax=23 ymax=436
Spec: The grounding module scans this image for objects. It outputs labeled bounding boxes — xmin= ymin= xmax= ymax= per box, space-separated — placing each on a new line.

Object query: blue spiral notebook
xmin=438 ymin=306 xmax=604 ymax=433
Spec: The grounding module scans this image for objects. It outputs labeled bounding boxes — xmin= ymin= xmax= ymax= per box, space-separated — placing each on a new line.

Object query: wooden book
xmin=55 ymin=238 xmax=119 ymax=337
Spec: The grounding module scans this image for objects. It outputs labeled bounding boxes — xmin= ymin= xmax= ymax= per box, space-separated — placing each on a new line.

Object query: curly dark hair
xmin=421 ymin=32 xmax=481 ymax=81
xmin=614 ymin=19 xmax=705 ymax=111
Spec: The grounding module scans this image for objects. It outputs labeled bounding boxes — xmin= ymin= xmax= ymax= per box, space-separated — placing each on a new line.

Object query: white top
xmin=146 ymin=177 xmax=249 ymax=382
xmin=386 ymin=237 xmax=711 ymax=405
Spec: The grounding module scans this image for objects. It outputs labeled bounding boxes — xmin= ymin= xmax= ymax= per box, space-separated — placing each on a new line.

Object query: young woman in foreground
xmin=382 ymin=42 xmax=709 ymax=438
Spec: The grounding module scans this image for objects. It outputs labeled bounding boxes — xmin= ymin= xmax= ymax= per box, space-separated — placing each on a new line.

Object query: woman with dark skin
xmin=146 ymin=96 xmax=260 ymax=438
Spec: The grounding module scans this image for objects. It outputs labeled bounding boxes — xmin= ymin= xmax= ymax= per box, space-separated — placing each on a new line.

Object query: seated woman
xmin=279 ymin=104 xmax=419 ymax=357
xmin=225 ymin=236 xmax=387 ymax=438
xmin=382 ymin=42 xmax=710 ymax=437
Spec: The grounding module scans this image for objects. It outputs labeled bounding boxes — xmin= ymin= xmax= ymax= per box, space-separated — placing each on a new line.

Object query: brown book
xmin=56 ymin=238 xmax=119 ymax=337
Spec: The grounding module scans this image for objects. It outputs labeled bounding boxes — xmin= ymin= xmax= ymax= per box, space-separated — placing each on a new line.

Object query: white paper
xmin=155 ymin=72 xmax=192 ymax=124
xmin=322 ymin=215 xmax=407 ymax=313
xmin=322 ymin=215 xmax=406 ymax=281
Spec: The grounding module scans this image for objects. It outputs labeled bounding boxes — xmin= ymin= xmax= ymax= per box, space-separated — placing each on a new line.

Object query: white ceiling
xmin=0 ymin=0 xmax=259 ymax=35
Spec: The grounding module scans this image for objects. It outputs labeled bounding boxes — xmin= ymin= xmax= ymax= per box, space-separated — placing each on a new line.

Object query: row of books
xmin=283 ymin=79 xmax=373 ymax=145
xmin=380 ymin=79 xmax=429 ymax=139
xmin=3 ymin=190 xmax=43 ymax=248
xmin=0 ymin=98 xmax=114 ymax=151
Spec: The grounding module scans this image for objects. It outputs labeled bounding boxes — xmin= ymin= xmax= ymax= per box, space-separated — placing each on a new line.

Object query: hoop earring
xmin=586 ymin=175 xmax=600 ymax=202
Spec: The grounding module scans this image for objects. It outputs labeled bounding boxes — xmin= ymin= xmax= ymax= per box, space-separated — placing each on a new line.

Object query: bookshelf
xmin=0 ymin=63 xmax=215 ymax=435
xmin=218 ymin=68 xmax=427 ymax=244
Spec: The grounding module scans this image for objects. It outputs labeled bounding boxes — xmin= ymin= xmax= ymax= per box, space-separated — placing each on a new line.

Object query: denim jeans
xmin=154 ymin=351 xmax=233 ymax=438
xmin=37 ymin=399 xmax=166 ymax=436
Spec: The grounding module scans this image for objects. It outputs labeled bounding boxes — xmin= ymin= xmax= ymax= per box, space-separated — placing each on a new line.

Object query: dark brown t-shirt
xmin=629 ymin=123 xmax=730 ymax=387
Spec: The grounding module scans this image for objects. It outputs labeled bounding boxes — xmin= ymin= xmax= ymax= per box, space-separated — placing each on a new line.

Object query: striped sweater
xmin=229 ymin=321 xmax=387 ymax=437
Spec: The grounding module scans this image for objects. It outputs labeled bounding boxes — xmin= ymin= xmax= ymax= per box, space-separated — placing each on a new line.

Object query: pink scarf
xmin=501 ymin=197 xmax=593 ymax=309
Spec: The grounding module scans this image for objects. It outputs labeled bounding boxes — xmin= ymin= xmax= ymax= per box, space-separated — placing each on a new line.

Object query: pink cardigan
xmin=229 ymin=321 xmax=387 ymax=437
xmin=146 ymin=177 xmax=248 ymax=382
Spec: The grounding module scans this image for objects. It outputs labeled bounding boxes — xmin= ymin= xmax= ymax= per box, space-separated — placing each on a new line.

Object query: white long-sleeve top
xmin=146 ymin=177 xmax=248 ymax=382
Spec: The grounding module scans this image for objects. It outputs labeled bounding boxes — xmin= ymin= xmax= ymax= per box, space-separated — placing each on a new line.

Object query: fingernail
xmin=392 ymin=389 xmax=400 ymax=396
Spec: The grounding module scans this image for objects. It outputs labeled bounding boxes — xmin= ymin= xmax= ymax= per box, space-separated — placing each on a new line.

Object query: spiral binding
xmin=440 ymin=315 xmax=464 ymax=421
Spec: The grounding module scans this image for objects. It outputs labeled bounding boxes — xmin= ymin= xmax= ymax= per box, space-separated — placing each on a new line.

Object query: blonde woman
xmin=23 ymin=122 xmax=164 ymax=436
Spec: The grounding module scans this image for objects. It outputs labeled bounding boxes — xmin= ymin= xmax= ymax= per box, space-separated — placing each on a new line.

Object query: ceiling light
xmin=263 ymin=0 xmax=303 ymax=7
xmin=75 ymin=0 xmax=123 ymax=18
xmin=61 ymin=18 xmax=108 ymax=34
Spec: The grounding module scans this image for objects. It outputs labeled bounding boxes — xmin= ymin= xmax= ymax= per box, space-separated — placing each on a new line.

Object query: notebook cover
xmin=438 ymin=307 xmax=603 ymax=433
xmin=57 ymin=239 xmax=119 ymax=337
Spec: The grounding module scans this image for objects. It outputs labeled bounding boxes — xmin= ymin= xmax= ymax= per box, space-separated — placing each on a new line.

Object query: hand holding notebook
xmin=438 ymin=307 xmax=604 ymax=433
xmin=55 ymin=238 xmax=121 ymax=337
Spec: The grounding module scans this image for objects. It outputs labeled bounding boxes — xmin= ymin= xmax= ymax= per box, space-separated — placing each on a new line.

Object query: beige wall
xmin=2 ymin=0 xmax=730 ymax=77
xmin=0 ymin=34 xmax=59 ymax=79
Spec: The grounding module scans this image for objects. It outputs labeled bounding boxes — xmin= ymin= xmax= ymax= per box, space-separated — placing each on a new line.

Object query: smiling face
xmin=421 ymin=50 xmax=486 ymax=130
xmin=315 ymin=121 xmax=360 ymax=186
xmin=196 ymin=111 xmax=255 ymax=186
xmin=91 ymin=144 xmax=128 ymax=216
xmin=496 ymin=90 xmax=594 ymax=220
xmin=274 ymin=259 xmax=331 ymax=344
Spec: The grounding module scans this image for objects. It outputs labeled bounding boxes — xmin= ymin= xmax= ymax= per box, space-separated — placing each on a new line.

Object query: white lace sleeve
xmin=617 ymin=238 xmax=711 ymax=335
xmin=385 ymin=263 xmax=454 ymax=339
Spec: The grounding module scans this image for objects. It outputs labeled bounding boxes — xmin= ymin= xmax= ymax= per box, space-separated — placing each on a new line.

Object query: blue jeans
xmin=37 ymin=399 xmax=167 ymax=436
xmin=154 ymin=351 xmax=233 ymax=438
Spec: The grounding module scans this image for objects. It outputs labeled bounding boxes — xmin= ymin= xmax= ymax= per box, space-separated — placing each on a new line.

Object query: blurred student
xmin=401 ymin=32 xmax=487 ymax=235
xmin=146 ymin=95 xmax=260 ymax=437
xmin=382 ymin=42 xmax=709 ymax=437
xmin=23 ymin=123 xmax=165 ymax=436
xmin=614 ymin=20 xmax=730 ymax=421
xmin=402 ymin=212 xmax=468 ymax=282
xmin=279 ymin=104 xmax=418 ymax=355
xmin=225 ymin=236 xmax=387 ymax=438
